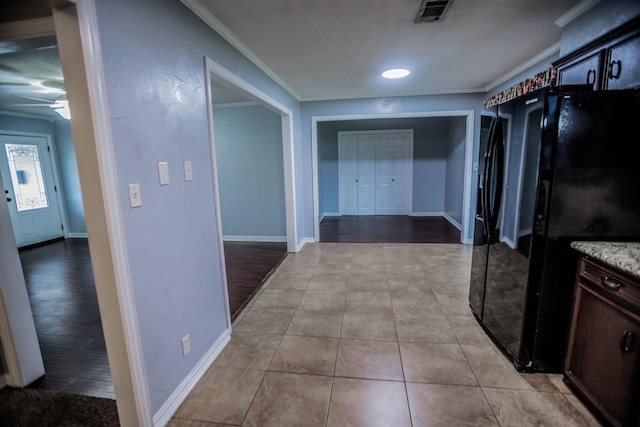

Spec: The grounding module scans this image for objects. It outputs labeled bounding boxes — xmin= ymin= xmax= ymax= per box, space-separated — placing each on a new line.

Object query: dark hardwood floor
xmin=320 ymin=215 xmax=461 ymax=243
xmin=19 ymin=238 xmax=114 ymax=399
xmin=223 ymin=241 xmax=288 ymax=320
xmin=16 ymin=238 xmax=287 ymax=398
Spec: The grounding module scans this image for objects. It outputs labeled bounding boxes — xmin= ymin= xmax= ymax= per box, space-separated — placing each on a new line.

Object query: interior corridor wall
xmin=93 ymin=0 xmax=300 ymax=413
xmin=213 ymin=105 xmax=286 ymax=240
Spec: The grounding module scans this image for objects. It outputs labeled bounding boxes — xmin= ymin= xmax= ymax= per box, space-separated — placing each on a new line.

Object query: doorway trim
xmin=54 ymin=1 xmax=153 ymax=425
xmin=312 ymin=111 xmax=475 ymax=244
xmin=204 ymin=57 xmax=298 ymax=253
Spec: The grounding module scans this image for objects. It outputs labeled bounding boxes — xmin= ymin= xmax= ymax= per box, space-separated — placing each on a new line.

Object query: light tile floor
xmin=169 ymin=243 xmax=602 ymax=427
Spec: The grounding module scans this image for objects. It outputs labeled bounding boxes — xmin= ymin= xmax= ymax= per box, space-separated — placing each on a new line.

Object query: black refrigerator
xmin=469 ymin=86 xmax=640 ymax=372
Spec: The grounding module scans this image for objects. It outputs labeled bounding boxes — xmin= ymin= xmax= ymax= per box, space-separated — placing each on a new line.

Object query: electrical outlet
xmin=181 ymin=334 xmax=191 ymax=357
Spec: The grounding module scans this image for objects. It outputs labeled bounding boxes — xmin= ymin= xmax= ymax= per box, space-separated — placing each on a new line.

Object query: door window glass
xmin=5 ymin=143 xmax=49 ymax=211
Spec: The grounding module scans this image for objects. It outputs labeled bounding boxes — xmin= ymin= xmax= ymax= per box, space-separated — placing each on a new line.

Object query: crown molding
xmin=555 ymin=0 xmax=602 ymax=28
xmin=484 ymin=42 xmax=560 ymax=93
xmin=180 ymin=0 xmax=302 ymax=102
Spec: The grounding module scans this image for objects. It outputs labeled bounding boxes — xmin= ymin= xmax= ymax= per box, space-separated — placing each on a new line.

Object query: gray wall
xmin=213 ymin=104 xmax=286 ymax=238
xmin=94 ymin=0 xmax=299 ymax=412
xmin=0 ymin=114 xmax=85 ymax=234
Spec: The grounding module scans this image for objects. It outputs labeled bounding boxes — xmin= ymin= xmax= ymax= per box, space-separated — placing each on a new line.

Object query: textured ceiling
xmin=195 ymin=0 xmax=584 ymax=100
xmin=0 ymin=0 xmax=589 ymax=120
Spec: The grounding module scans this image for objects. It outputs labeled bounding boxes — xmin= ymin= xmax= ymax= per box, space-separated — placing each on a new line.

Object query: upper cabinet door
xmin=556 ymin=50 xmax=603 ymax=90
xmin=604 ymin=31 xmax=640 ymax=90
xmin=554 ymin=16 xmax=640 ymax=91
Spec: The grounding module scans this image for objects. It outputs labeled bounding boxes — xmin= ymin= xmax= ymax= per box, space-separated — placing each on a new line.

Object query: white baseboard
xmin=502 ymin=236 xmax=517 ymax=249
xmin=66 ymin=232 xmax=88 ymax=239
xmin=518 ymin=228 xmax=532 ymax=237
xmin=153 ymin=329 xmax=231 ymax=427
xmin=443 ymin=213 xmax=463 ymax=231
xmin=296 ymin=237 xmax=315 ymax=252
xmin=323 ymin=212 xmax=341 ymax=217
xmin=410 ymin=212 xmax=444 ymax=217
xmin=222 ymin=235 xmax=287 ymax=243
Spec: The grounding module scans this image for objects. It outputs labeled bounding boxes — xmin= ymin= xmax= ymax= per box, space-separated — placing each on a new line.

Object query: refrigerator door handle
xmin=481 ymin=118 xmax=498 ymax=237
xmin=487 ymin=117 xmax=505 ymax=239
xmin=535 ymin=179 xmax=550 ymax=231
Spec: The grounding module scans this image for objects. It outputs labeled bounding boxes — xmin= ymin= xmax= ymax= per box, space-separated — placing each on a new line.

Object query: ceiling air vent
xmin=415 ymin=0 xmax=452 ymax=23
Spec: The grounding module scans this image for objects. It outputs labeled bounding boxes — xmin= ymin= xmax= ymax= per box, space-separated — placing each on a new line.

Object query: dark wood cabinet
xmin=564 ymin=257 xmax=640 ymax=427
xmin=555 ymin=16 xmax=640 ymax=90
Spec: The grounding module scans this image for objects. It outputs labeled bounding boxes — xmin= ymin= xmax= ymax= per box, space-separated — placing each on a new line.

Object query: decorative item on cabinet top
xmin=483 ymin=67 xmax=556 ymax=109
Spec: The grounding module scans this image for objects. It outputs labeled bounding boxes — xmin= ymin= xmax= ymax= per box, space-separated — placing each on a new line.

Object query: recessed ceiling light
xmin=382 ymin=68 xmax=410 ymax=79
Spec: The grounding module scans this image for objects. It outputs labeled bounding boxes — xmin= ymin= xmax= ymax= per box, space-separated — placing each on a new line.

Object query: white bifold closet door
xmin=339 ymin=130 xmax=413 ymax=215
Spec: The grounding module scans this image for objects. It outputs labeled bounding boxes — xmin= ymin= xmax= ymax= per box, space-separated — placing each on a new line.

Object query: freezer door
xmin=469 ymin=113 xmax=496 ymax=319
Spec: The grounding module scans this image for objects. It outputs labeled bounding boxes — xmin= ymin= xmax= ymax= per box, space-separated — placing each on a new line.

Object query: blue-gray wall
xmin=93 ymin=0 xmax=300 ymax=412
xmin=445 ymin=117 xmax=467 ymax=226
xmin=0 ymin=114 xmax=86 ymax=234
xmin=302 ymin=94 xmax=484 ymax=243
xmin=213 ymin=105 xmax=286 ymax=239
xmin=53 ymin=120 xmax=86 ymax=234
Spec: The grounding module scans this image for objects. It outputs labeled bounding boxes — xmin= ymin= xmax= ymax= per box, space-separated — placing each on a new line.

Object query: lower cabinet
xmin=564 ymin=257 xmax=640 ymax=427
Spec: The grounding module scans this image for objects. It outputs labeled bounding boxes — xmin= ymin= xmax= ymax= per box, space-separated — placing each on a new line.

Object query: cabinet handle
xmin=608 ymin=60 xmax=622 ymax=80
xmin=620 ymin=331 xmax=636 ymax=353
xmin=586 ymin=69 xmax=596 ymax=86
xmin=601 ymin=276 xmax=622 ymax=291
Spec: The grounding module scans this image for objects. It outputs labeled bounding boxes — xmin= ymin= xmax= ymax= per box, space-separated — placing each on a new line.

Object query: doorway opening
xmin=0 ymin=31 xmax=113 ymax=398
xmin=313 ymin=113 xmax=475 ymax=244
xmin=205 ymin=58 xmax=297 ymax=320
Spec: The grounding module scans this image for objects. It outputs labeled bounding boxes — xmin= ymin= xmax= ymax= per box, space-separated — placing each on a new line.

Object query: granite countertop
xmin=571 ymin=241 xmax=640 ymax=281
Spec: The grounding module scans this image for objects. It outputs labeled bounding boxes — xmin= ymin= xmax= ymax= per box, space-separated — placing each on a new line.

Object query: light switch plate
xmin=158 ymin=162 xmax=170 ymax=185
xmin=184 ymin=160 xmax=193 ymax=182
xmin=128 ymin=183 xmax=142 ymax=208
xmin=181 ymin=334 xmax=191 ymax=357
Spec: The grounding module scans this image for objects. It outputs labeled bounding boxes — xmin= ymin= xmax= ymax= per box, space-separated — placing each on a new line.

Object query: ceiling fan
xmin=7 ymin=94 xmax=71 ymax=119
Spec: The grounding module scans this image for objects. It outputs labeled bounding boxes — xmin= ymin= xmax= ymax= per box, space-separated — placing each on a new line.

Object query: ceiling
xmin=0 ymin=0 xmax=592 ymax=119
xmin=190 ymin=0 xmax=587 ymax=101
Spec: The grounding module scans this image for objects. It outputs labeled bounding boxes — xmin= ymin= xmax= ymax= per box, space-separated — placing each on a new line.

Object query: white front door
xmin=339 ymin=130 xmax=413 ymax=216
xmin=0 ymin=134 xmax=64 ymax=247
